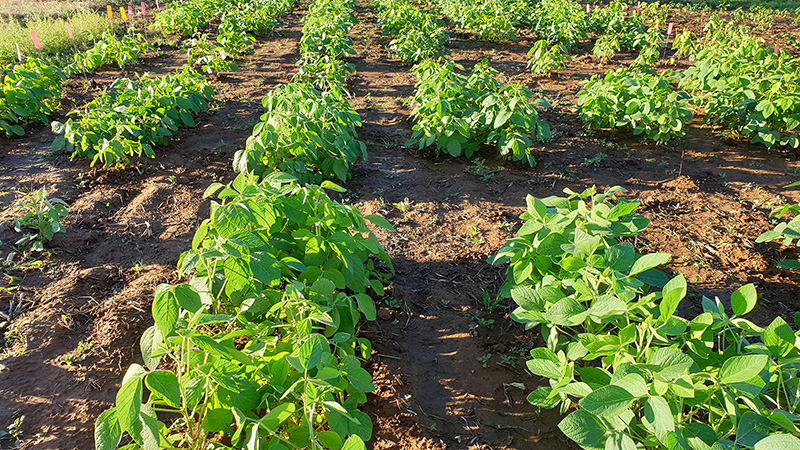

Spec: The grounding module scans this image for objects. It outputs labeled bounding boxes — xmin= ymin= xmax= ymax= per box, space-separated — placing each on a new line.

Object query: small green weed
xmin=11 ymin=188 xmax=69 ymax=252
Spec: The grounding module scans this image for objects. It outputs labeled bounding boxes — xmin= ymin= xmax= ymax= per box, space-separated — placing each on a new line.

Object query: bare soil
xmin=2 ymin=3 xmax=800 ymax=450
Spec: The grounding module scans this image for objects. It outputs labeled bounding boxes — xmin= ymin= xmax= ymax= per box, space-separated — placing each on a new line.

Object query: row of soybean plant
xmin=153 ymin=0 xmax=296 ymax=73
xmin=430 ymin=0 xmax=529 ymax=42
xmin=373 ymin=0 xmax=449 ymax=63
xmin=3 ymin=0 xmax=290 ymax=141
xmin=94 ymin=169 xmax=394 ymax=450
xmin=532 ymin=0 xmax=800 ymax=151
xmin=94 ymin=0 xmax=393 ymax=449
xmin=373 ymin=0 xmax=552 ymax=166
xmin=237 ymin=0 xmax=366 ymax=185
xmin=49 ymin=0 xmax=297 ymax=167
xmin=571 ymin=12 xmax=800 ymax=148
xmin=2 ymin=30 xmax=155 ymax=139
xmin=489 ymin=187 xmax=800 ymax=450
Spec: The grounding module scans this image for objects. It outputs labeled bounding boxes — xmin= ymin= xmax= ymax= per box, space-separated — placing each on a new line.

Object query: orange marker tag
xmin=30 ymin=30 xmax=42 ymax=49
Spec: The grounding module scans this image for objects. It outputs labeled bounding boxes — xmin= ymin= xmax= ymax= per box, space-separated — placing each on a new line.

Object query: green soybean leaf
xmin=179 ymin=110 xmax=195 ymax=127
xmin=770 ymin=410 xmax=800 ymax=433
xmin=711 ymin=440 xmax=737 ymax=450
xmin=355 ymin=294 xmax=376 ymax=321
xmin=605 ymin=243 xmax=635 ymax=272
xmin=345 ymin=367 xmax=375 ymax=393
xmin=139 ymin=404 xmax=159 ymax=450
xmin=763 ymin=316 xmax=795 ymax=358
xmin=649 ymin=347 xmax=694 ymax=381
xmin=511 ymin=287 xmax=546 ymax=311
xmin=116 ymin=373 xmax=143 ymax=436
xmin=318 ymin=430 xmax=343 ymax=450
xmin=526 ymin=354 xmax=562 ymax=379
xmin=201 ymin=408 xmax=233 ymax=433
xmin=145 ymin=371 xmax=181 ymax=408
xmin=95 ymin=407 xmax=122 ymax=450
xmin=558 ymin=410 xmax=606 ymax=447
xmin=683 ymin=423 xmax=718 ymax=450
xmin=737 ymin=411 xmax=770 ymax=448
xmin=612 ymin=373 xmax=648 ymax=398
xmin=228 ymin=231 xmax=265 ymax=248
xmin=719 ymin=354 xmax=768 ymax=384
xmin=546 ymin=297 xmax=588 ymax=326
xmin=642 ymin=396 xmax=674 ymax=445
xmin=342 ymin=435 xmax=366 ymax=450
xmin=730 ymin=283 xmax=757 ymax=316
xmin=754 ymin=434 xmax=800 ymax=450
xmin=365 ymin=214 xmax=396 ymax=232
xmin=526 ymin=195 xmax=548 ymax=221
xmin=629 ymin=253 xmax=671 ymax=276
xmin=605 ymin=433 xmax=637 ymax=450
xmin=298 ymin=334 xmax=326 ymax=370
xmin=320 ymin=180 xmax=346 ymax=192
xmin=659 ymin=274 xmax=687 ymax=320
xmin=152 ymin=285 xmax=179 ymax=337
xmin=527 ymin=387 xmax=561 ymax=408
xmin=174 ymin=284 xmax=202 ymax=313
xmin=140 ymin=326 xmax=163 ymax=371
xmin=579 ymin=385 xmax=634 ymax=417
xmin=588 ymin=295 xmax=627 ymax=320
xmin=262 ymin=403 xmax=296 ymax=430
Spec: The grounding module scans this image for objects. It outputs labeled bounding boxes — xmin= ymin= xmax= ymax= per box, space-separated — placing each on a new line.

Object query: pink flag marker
xmin=15 ymin=43 xmax=22 ymax=62
xmin=30 ymin=30 xmax=42 ymax=49
xmin=667 ymin=22 xmax=673 ymax=35
xmin=128 ymin=5 xmax=133 ymax=18
xmin=65 ymin=21 xmax=74 ymax=39
xmin=701 ymin=11 xmax=705 ymax=21
xmin=141 ymin=1 xmax=146 ymax=15
xmin=776 ymin=46 xmax=780 ymax=55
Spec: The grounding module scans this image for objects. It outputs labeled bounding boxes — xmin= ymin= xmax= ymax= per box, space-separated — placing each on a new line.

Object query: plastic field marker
xmin=128 ymin=5 xmax=133 ymax=18
xmin=16 ymin=43 xmax=22 ymax=62
xmin=667 ymin=22 xmax=673 ymax=35
xmin=156 ymin=0 xmax=160 ymax=10
xmin=107 ymin=5 xmax=113 ymax=18
xmin=30 ymin=31 xmax=42 ymax=49
xmin=701 ymin=11 xmax=705 ymax=21
xmin=65 ymin=21 xmax=74 ymax=39
xmin=776 ymin=46 xmax=780 ymax=55
xmin=120 ymin=6 xmax=127 ymax=20
xmin=141 ymin=1 xmax=146 ymax=15
xmin=586 ymin=4 xmax=590 ymax=13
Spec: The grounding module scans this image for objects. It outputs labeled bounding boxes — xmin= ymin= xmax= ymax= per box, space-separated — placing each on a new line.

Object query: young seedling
xmin=393 ymin=197 xmax=412 ymax=213
xmin=11 ymin=188 xmax=69 ymax=253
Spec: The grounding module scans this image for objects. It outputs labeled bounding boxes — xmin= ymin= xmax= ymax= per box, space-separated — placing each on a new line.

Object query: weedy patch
xmin=10 ymin=188 xmax=69 ymax=253
xmin=0 ymin=413 xmax=25 ymax=449
xmin=463 ymin=158 xmax=503 ymax=181
xmin=59 ymin=339 xmax=94 ymax=365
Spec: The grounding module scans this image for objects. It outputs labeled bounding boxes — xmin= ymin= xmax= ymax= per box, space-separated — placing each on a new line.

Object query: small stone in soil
xmin=377 ymin=308 xmax=391 ymax=320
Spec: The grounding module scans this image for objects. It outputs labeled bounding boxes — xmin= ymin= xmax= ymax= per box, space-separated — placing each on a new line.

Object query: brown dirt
xmin=1 ymin=2 xmax=800 ymax=450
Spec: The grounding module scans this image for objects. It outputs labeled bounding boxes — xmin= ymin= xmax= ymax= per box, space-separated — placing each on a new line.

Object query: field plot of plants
xmin=4 ymin=0 xmax=800 ymax=449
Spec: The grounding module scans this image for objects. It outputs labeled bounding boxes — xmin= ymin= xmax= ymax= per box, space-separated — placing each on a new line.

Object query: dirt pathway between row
xmin=346 ymin=3 xmax=576 ymax=448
